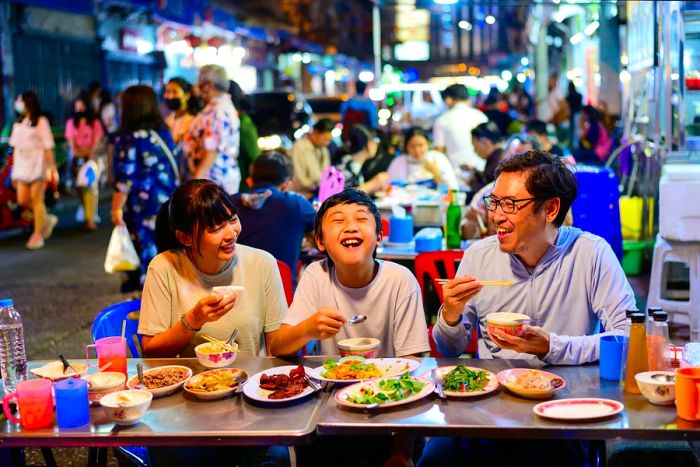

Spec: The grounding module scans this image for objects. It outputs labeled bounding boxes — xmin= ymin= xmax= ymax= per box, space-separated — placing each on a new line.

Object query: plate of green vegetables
xmin=335 ymin=372 xmax=435 ymax=409
xmin=423 ymin=365 xmax=499 ymax=398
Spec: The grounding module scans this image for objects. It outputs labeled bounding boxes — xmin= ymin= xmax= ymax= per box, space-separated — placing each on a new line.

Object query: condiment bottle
xmin=624 ymin=312 xmax=649 ymax=394
xmin=445 ymin=189 xmax=462 ymax=249
xmin=646 ymin=307 xmax=662 ymax=338
xmin=648 ymin=311 xmax=671 ymax=371
xmin=619 ymin=309 xmax=635 ymax=382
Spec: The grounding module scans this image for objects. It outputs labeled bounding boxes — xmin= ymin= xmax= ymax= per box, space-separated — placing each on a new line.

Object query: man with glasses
xmin=433 ymin=150 xmax=635 ymax=364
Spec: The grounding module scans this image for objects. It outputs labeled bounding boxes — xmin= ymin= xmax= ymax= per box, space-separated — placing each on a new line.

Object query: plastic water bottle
xmin=0 ymin=299 xmax=28 ymax=393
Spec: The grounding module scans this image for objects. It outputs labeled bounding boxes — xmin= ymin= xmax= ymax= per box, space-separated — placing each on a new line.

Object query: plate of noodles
xmin=307 ymin=357 xmax=420 ymax=384
xmin=496 ymin=368 xmax=566 ymax=399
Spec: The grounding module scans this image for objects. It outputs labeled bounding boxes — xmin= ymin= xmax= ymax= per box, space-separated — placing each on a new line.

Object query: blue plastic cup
xmin=599 ymin=335 xmax=628 ymax=381
xmin=54 ymin=378 xmax=90 ymax=428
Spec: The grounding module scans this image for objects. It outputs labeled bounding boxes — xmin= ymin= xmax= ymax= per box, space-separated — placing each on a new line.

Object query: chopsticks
xmin=435 ymin=279 xmax=513 ymax=286
xmin=201 ymin=334 xmax=240 ymax=353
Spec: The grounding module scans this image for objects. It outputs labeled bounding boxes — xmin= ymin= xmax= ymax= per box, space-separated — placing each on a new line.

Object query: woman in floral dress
xmin=111 ymin=85 xmax=178 ymax=290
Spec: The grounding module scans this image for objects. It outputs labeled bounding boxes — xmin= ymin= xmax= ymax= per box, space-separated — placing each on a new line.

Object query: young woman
xmin=138 ymin=179 xmax=288 ymax=358
xmin=111 ymin=85 xmax=179 ymax=292
xmin=164 ymin=77 xmax=199 ymax=150
xmin=9 ymin=91 xmax=58 ymax=250
xmin=387 ymin=127 xmax=458 ymax=190
xmin=65 ymin=95 xmax=104 ymax=230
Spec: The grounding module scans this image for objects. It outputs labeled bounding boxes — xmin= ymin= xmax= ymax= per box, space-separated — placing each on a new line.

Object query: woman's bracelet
xmin=180 ymin=314 xmax=201 ymax=332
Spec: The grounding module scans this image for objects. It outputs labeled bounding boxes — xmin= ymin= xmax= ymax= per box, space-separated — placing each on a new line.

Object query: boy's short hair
xmin=314 ymin=189 xmax=382 ymax=256
xmin=251 ymin=151 xmax=292 ymax=186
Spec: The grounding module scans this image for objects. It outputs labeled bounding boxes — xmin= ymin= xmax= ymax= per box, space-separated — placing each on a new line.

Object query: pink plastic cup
xmin=86 ymin=336 xmax=128 ymax=376
xmin=2 ymin=379 xmax=54 ymax=429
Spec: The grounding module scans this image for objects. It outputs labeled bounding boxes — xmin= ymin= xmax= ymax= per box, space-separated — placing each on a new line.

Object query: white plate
xmin=308 ymin=358 xmax=421 ymax=384
xmin=243 ymin=365 xmax=315 ymax=403
xmin=127 ymin=365 xmax=192 ymax=398
xmin=183 ymin=368 xmax=248 ymax=401
xmin=533 ymin=398 xmax=624 ymax=421
xmin=421 ymin=365 xmax=499 ymax=398
xmin=335 ymin=376 xmax=435 ymax=409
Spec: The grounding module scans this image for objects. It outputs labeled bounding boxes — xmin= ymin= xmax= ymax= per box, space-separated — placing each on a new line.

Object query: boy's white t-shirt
xmin=284 ymin=259 xmax=430 ymax=357
xmin=138 ymin=245 xmax=288 ymax=357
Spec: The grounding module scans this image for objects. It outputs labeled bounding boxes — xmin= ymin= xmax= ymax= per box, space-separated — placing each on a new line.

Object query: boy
xmin=269 ymin=189 xmax=429 ymax=357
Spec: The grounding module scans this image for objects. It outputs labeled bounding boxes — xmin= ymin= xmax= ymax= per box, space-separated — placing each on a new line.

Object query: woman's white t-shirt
xmin=9 ymin=116 xmax=54 ymax=182
xmin=138 ymin=245 xmax=288 ymax=357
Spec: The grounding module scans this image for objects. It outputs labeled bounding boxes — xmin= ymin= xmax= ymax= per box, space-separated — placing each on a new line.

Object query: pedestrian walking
xmin=164 ymin=77 xmax=200 ymax=181
xmin=65 ymin=95 xmax=104 ymax=230
xmin=111 ymin=85 xmax=179 ymax=293
xmin=9 ymin=91 xmax=58 ymax=250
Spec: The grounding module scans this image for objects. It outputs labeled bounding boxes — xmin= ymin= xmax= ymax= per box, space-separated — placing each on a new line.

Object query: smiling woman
xmin=137 ymin=180 xmax=288 ymax=358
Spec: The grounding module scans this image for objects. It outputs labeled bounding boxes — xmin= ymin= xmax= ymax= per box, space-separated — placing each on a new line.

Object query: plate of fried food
xmin=496 ymin=368 xmax=566 ymax=399
xmin=307 ymin=357 xmax=420 ymax=384
xmin=243 ymin=365 xmax=316 ymax=403
xmin=184 ymin=368 xmax=249 ymax=400
xmin=127 ymin=365 xmax=192 ymax=398
xmin=422 ymin=364 xmax=499 ymax=398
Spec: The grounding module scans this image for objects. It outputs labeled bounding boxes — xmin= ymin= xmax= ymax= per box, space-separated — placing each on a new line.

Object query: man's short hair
xmin=526 ymin=119 xmax=548 ymax=137
xmin=471 ymin=121 xmax=502 ymax=143
xmin=313 ymin=118 xmax=335 ymax=133
xmin=495 ymin=150 xmax=577 ymax=227
xmin=355 ymin=81 xmax=368 ymax=95
xmin=198 ymin=65 xmax=229 ymax=92
xmin=441 ymin=84 xmax=469 ymax=101
xmin=251 ymin=151 xmax=292 ymax=186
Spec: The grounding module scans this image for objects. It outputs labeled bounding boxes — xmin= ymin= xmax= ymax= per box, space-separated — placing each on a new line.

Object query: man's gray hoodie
xmin=433 ymin=227 xmax=636 ymax=365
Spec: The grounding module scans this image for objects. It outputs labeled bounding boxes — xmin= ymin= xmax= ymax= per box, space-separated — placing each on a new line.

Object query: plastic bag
xmin=76 ymin=160 xmax=99 ymax=188
xmin=104 ymin=226 xmax=140 ymax=273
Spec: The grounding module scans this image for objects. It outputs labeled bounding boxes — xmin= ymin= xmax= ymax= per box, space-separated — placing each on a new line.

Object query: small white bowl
xmin=84 ymin=372 xmax=127 ymax=404
xmin=635 ymin=371 xmax=676 ymax=406
xmin=100 ymin=389 xmax=152 ymax=425
xmin=337 ymin=338 xmax=381 ymax=358
xmin=195 ymin=342 xmax=239 ymax=368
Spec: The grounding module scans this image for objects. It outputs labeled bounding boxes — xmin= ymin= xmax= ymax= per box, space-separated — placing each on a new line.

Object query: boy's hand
xmin=441 ymin=275 xmax=482 ymax=326
xmin=304 ymin=308 xmax=347 ymax=340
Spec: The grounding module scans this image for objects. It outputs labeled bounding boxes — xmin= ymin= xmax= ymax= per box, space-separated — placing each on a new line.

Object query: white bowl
xmin=100 ymin=389 xmax=152 ymax=425
xmin=486 ymin=312 xmax=530 ymax=338
xmin=195 ymin=342 xmax=238 ymax=369
xmin=337 ymin=338 xmax=381 ymax=358
xmin=635 ymin=371 xmax=676 ymax=406
xmin=126 ymin=365 xmax=192 ymax=397
xmin=84 ymin=372 xmax=127 ymax=404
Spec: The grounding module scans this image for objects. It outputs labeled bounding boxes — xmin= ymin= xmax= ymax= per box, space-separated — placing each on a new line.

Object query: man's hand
xmin=303 ymin=308 xmax=347 ymax=340
xmin=488 ymin=325 xmax=551 ymax=357
xmin=441 ymin=275 xmax=482 ymax=326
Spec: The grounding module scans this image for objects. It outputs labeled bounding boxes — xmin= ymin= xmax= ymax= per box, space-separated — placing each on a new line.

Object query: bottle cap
xmin=647 ymin=307 xmax=662 ymax=316
xmin=630 ymin=313 xmax=646 ymax=323
xmin=653 ymin=311 xmax=668 ymax=322
xmin=0 ymin=299 xmax=13 ymax=307
xmin=625 ymin=310 xmax=635 ymax=318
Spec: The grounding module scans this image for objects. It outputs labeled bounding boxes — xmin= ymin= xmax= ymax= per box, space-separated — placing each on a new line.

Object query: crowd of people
xmin=5 ymin=66 xmax=635 ymax=466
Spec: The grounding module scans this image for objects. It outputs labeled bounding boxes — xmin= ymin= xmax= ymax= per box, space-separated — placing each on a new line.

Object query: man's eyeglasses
xmin=482 ymin=196 xmax=539 ymax=214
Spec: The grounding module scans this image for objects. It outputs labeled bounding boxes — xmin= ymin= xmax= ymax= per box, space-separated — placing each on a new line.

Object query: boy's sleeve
xmin=392 ymin=275 xmax=431 ymax=357
xmin=283 ymin=264 xmax=320 ymax=326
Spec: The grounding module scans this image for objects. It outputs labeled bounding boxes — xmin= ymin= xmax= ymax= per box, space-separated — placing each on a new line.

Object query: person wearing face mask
xmin=164 ymin=77 xmax=199 ymax=149
xmin=183 ymin=65 xmax=240 ymax=194
xmin=65 ymin=94 xmax=104 ymax=230
xmin=9 ymin=92 xmax=58 ymax=250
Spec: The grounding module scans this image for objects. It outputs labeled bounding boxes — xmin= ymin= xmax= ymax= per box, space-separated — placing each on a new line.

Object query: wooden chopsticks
xmin=201 ymin=334 xmax=240 ymax=353
xmin=435 ymin=279 xmax=513 ymax=286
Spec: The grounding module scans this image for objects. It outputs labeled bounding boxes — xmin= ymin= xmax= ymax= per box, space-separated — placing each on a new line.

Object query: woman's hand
xmin=111 ymin=209 xmax=125 ymax=226
xmin=421 ymin=157 xmax=441 ymax=180
xmin=187 ymin=294 xmax=237 ymax=329
xmin=441 ymin=275 xmax=482 ymax=326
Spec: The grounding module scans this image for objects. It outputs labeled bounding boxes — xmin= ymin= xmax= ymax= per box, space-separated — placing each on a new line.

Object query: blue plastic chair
xmin=572 ymin=165 xmax=624 ymax=261
xmin=91 ymin=300 xmax=149 ymax=467
xmin=92 ymin=299 xmax=142 ymax=358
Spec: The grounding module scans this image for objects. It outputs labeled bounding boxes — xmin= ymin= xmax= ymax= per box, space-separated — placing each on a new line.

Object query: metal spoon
xmin=347 ymin=315 xmax=367 ymax=325
xmin=58 ymin=354 xmax=77 ymax=375
xmin=227 ymin=328 xmax=239 ymax=346
xmin=431 ymin=369 xmax=447 ymax=399
xmin=136 ymin=363 xmax=146 ymax=390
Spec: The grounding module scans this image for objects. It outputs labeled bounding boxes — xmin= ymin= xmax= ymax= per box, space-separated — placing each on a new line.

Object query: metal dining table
xmin=315 ymin=357 xmax=700 ymax=441
xmin=0 ymin=357 xmax=330 ymax=448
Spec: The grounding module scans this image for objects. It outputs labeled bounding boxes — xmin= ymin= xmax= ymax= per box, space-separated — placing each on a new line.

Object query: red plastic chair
xmin=414 ymin=250 xmax=478 ymax=356
xmin=381 ymin=217 xmax=390 ymax=236
xmin=277 ymin=260 xmax=294 ymax=306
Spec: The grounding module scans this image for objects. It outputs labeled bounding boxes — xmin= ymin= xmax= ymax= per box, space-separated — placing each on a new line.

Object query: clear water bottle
xmin=0 ymin=299 xmax=28 ymax=393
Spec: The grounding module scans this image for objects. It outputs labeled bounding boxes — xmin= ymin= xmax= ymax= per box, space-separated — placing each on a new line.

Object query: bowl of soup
xmin=337 ymin=338 xmax=381 ymax=359
xmin=100 ymin=389 xmax=152 ymax=425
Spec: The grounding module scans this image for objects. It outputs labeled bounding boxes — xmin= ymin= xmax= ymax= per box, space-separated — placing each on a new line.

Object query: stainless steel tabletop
xmin=315 ymin=358 xmax=700 ymax=441
xmin=0 ymin=357 xmax=329 ymax=448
